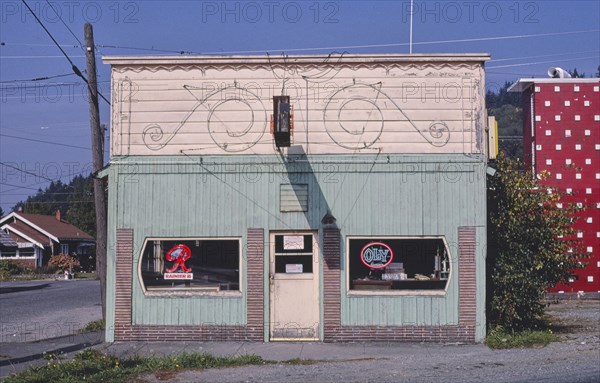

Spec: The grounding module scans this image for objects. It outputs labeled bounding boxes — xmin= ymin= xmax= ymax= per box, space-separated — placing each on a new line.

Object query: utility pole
xmin=85 ymin=22 xmax=107 ymax=321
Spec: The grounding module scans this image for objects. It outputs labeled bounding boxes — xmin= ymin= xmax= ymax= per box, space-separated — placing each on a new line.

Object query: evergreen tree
xmin=12 ymin=175 xmax=97 ymax=236
xmin=486 ymin=81 xmax=523 ymax=159
xmin=66 ymin=175 xmax=96 ymax=237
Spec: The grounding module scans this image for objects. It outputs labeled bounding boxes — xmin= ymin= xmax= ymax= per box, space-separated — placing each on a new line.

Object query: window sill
xmin=143 ymin=288 xmax=243 ymax=298
xmin=347 ymin=290 xmax=447 ymax=297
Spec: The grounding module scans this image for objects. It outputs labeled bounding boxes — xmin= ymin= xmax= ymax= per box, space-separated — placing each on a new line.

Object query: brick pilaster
xmin=114 ymin=228 xmax=134 ymax=340
xmin=246 ymin=228 xmax=265 ymax=341
xmin=322 ymin=228 xmax=341 ymax=341
xmin=458 ymin=226 xmax=477 ymax=338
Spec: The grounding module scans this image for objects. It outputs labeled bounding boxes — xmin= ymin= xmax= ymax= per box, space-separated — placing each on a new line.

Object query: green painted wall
xmin=105 ymin=154 xmax=487 ymax=341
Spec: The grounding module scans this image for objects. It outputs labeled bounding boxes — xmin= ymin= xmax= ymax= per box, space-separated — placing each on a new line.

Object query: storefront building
xmin=103 ymin=54 xmax=490 ymax=343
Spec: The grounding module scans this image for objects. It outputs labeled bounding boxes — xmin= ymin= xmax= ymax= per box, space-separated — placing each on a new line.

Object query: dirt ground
xmin=135 ymin=300 xmax=600 ymax=383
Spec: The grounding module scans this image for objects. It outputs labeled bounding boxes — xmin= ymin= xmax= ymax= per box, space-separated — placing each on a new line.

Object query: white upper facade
xmin=104 ymin=54 xmax=490 ymax=156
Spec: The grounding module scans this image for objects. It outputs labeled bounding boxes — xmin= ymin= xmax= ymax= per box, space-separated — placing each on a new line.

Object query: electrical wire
xmin=0 ymin=169 xmax=92 ymax=194
xmin=15 ymin=28 xmax=591 ymax=57
xmin=0 ymin=133 xmax=92 ymax=150
xmin=19 ymin=0 xmax=110 ymax=106
xmin=198 ymin=29 xmax=600 ymax=55
xmin=0 ymin=162 xmax=54 ymax=181
xmin=44 ymin=0 xmax=84 ymax=51
xmin=2 ymin=200 xmax=94 ymax=205
xmin=487 ymin=56 xmax=599 ymax=69
xmin=0 ymin=182 xmax=43 ymax=191
xmin=0 ymin=55 xmax=86 ymax=59
xmin=489 ymin=50 xmax=599 ymax=63
xmin=0 ymin=73 xmax=79 ymax=84
xmin=96 ymin=44 xmax=193 ymax=55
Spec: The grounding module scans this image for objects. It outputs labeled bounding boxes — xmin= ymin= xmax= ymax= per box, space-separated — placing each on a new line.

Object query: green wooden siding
xmin=105 ymin=154 xmax=486 ymax=341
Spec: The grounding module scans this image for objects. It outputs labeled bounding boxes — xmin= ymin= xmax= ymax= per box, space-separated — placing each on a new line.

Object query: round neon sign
xmin=360 ymin=242 xmax=394 ymax=269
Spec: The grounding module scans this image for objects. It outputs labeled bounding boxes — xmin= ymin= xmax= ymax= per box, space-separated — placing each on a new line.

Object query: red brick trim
xmin=323 ymin=228 xmax=341 ymax=341
xmin=114 ymin=228 xmax=133 ymax=340
xmin=246 ymin=228 xmax=265 ymax=341
xmin=325 ymin=325 xmax=474 ymax=342
xmin=115 ymin=325 xmax=258 ymax=342
xmin=458 ymin=226 xmax=477 ymax=337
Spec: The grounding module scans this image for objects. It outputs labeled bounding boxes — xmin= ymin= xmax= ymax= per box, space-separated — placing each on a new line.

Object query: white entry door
xmin=269 ymin=232 xmax=320 ymax=341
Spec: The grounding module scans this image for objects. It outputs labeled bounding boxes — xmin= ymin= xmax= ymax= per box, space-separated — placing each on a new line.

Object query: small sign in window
xmin=285 ymin=264 xmax=303 ymax=273
xmin=283 ymin=236 xmax=304 ymax=250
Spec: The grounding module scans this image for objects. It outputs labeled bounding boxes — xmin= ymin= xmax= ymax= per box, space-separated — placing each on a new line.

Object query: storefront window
xmin=139 ymin=238 xmax=240 ymax=292
xmin=348 ymin=237 xmax=450 ymax=292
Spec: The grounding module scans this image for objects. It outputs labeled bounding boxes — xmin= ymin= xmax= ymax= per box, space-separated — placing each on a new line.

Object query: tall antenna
xmin=409 ymin=0 xmax=414 ymax=54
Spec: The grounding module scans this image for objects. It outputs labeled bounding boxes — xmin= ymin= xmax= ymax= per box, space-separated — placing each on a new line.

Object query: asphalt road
xmin=0 ymin=279 xmax=101 ymax=343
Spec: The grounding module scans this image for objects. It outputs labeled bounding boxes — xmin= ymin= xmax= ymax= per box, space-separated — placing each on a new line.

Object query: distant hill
xmin=486 ymin=81 xmax=523 ymax=159
xmin=12 ymin=174 xmax=97 ymax=237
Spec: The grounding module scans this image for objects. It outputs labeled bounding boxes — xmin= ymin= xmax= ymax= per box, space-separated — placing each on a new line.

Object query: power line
xmin=0 ymin=162 xmax=54 ymax=181
xmin=19 ymin=0 xmax=110 ymax=106
xmin=44 ymin=0 xmax=84 ymax=51
xmin=0 ymin=55 xmax=86 ymax=59
xmin=0 ymin=182 xmax=41 ymax=191
xmin=0 ymin=73 xmax=79 ymax=84
xmin=198 ymin=29 xmax=600 ymax=55
xmin=97 ymin=44 xmax=193 ymax=55
xmin=4 ymin=200 xmax=94 ymax=205
xmin=0 ymin=169 xmax=92 ymax=194
xmin=15 ymin=28 xmax=594 ymax=57
xmin=0 ymin=133 xmax=91 ymax=150
xmin=487 ymin=56 xmax=599 ymax=69
xmin=490 ymin=50 xmax=599 ymax=63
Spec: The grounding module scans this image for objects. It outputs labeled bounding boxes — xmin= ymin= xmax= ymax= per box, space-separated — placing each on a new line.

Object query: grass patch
xmin=79 ymin=319 xmax=105 ymax=333
xmin=1 ymin=349 xmax=268 ymax=383
xmin=485 ymin=327 xmax=559 ymax=349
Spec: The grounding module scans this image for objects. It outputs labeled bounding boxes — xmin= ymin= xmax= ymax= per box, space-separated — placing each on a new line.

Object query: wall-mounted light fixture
xmin=271 ymin=95 xmax=293 ymax=148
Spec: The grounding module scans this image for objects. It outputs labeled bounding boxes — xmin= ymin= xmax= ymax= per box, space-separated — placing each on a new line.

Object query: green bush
xmin=487 ymin=154 xmax=586 ymax=331
xmin=0 ymin=260 xmax=23 ymax=275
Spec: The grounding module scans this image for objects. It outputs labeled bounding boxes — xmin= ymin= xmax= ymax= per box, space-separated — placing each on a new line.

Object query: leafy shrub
xmin=0 ymin=260 xmax=22 ymax=275
xmin=48 ymin=254 xmax=81 ymax=273
xmin=487 ymin=154 xmax=586 ymax=331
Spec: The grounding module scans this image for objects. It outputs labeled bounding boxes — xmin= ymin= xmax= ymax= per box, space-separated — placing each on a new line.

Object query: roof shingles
xmin=15 ymin=213 xmax=94 ymax=241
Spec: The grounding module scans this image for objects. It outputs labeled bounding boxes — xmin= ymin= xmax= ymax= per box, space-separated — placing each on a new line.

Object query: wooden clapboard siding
xmin=103 ymin=153 xmax=487 ymax=341
xmin=105 ymin=54 xmax=488 ymax=156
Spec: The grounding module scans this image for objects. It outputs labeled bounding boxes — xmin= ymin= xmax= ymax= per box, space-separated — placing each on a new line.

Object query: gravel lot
xmin=135 ymin=300 xmax=600 ymax=383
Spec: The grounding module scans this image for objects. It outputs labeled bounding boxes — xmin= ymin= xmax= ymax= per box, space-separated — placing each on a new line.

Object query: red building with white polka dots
xmin=510 ymin=75 xmax=600 ymax=296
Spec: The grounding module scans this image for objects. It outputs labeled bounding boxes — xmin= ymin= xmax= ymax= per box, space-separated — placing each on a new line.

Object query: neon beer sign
xmin=360 ymin=242 xmax=393 ymax=269
xmin=164 ymin=244 xmax=193 ymax=280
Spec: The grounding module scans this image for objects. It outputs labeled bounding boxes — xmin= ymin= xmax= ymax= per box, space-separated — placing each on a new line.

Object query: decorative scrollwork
xmin=323 ymin=81 xmax=451 ymax=149
xmin=142 ymin=124 xmax=166 ymax=150
xmin=427 ymin=121 xmax=451 ymax=147
xmin=323 ymin=83 xmax=385 ymax=150
xmin=142 ymin=84 xmax=267 ymax=152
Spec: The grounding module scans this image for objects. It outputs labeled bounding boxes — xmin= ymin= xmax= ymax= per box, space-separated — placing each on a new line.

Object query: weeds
xmin=2 ymin=349 xmax=267 ymax=383
xmin=485 ymin=326 xmax=559 ymax=349
xmin=79 ymin=320 xmax=105 ymax=333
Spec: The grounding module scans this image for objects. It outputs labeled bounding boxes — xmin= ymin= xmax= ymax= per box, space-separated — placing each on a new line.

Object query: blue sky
xmin=1 ymin=0 xmax=599 ymax=213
